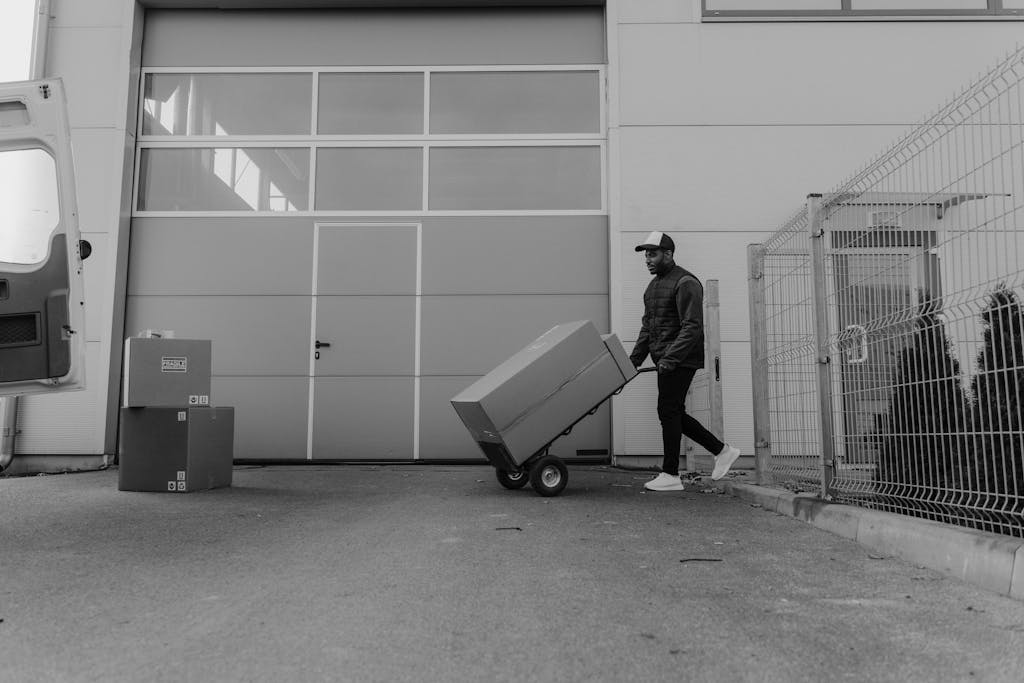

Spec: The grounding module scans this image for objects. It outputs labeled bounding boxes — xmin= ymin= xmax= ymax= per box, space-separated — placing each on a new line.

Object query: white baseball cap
xmin=634 ymin=231 xmax=675 ymax=252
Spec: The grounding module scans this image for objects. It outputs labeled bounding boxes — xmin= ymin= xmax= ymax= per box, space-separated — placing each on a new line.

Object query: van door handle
xmin=315 ymin=340 xmax=331 ymax=349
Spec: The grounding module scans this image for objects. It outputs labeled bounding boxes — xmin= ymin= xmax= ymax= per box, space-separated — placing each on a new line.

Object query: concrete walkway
xmin=3 ymin=465 xmax=1024 ymax=682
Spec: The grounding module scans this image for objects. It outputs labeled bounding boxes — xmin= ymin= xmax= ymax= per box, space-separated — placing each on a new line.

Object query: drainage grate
xmin=0 ymin=313 xmax=40 ymax=347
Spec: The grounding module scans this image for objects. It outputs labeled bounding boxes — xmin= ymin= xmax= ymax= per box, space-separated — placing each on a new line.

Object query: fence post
xmin=747 ymin=245 xmax=771 ymax=486
xmin=808 ymin=194 xmax=836 ymax=499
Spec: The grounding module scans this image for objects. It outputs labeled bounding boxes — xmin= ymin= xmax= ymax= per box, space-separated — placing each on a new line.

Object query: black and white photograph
xmin=2 ymin=1 xmax=1024 ymax=680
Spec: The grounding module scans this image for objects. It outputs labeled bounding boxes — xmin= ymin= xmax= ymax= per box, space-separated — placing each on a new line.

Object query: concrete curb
xmin=721 ymin=481 xmax=1024 ymax=601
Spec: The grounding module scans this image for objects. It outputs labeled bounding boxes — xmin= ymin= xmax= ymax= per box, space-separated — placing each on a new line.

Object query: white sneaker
xmin=711 ymin=445 xmax=741 ymax=481
xmin=644 ymin=472 xmax=684 ymax=491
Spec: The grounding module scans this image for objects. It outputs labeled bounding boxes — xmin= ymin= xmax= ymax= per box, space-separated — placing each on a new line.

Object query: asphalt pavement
xmin=3 ymin=465 xmax=1024 ymax=682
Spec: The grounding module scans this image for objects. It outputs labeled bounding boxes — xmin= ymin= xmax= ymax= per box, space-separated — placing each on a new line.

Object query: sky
xmin=0 ymin=0 xmax=35 ymax=82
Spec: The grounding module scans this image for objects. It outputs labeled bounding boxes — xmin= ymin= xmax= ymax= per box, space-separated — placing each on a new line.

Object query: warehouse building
xmin=9 ymin=0 xmax=1023 ymax=472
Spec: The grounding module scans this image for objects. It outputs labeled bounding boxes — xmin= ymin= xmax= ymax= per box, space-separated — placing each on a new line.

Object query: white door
xmin=307 ymin=223 xmax=421 ymax=460
xmin=0 ymin=79 xmax=86 ymax=396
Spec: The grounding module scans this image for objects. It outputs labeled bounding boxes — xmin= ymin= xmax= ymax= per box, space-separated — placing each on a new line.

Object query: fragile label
xmin=161 ymin=356 xmax=187 ymax=373
xmin=189 ymin=395 xmax=199 ymax=405
xmin=167 ymin=481 xmax=176 ymax=491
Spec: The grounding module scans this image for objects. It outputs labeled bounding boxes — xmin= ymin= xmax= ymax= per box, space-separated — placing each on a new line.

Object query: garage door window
xmin=315 ymin=147 xmax=423 ymax=210
xmin=317 ymin=73 xmax=424 ymax=135
xmin=137 ymin=147 xmax=310 ymax=211
xmin=135 ymin=67 xmax=604 ymax=215
xmin=143 ymin=73 xmax=312 ymax=136
xmin=429 ymin=146 xmax=601 ymax=210
xmin=429 ymin=71 xmax=600 ymax=135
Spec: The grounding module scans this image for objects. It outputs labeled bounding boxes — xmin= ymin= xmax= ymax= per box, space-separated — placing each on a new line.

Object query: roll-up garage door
xmin=126 ymin=7 xmax=609 ymax=461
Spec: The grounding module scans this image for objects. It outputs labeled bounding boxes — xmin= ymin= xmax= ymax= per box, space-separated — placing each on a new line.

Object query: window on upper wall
xmin=703 ymin=0 xmax=1023 ymax=19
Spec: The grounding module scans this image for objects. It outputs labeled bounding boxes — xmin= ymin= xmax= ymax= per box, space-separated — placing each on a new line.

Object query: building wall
xmin=607 ymin=0 xmax=1024 ymax=458
xmin=15 ymin=0 xmax=1024 ymax=468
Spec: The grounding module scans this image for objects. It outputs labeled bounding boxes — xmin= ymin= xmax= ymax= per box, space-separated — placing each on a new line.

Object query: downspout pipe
xmin=0 ymin=400 xmax=17 ymax=471
xmin=2 ymin=0 xmax=52 ymax=472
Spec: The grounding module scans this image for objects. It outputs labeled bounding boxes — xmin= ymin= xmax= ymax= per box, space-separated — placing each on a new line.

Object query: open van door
xmin=0 ymin=78 xmax=86 ymax=396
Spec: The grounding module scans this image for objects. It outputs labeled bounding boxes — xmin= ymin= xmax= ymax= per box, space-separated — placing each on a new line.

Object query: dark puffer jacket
xmin=629 ymin=264 xmax=705 ymax=371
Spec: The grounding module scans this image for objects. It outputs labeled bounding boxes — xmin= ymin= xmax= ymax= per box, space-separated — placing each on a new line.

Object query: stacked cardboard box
xmin=118 ymin=337 xmax=234 ymax=492
xmin=451 ymin=321 xmax=636 ymax=470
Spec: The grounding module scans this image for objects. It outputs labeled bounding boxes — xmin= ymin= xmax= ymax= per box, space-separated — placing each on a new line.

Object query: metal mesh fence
xmin=759 ymin=211 xmax=822 ymax=484
xmin=752 ymin=45 xmax=1024 ymax=536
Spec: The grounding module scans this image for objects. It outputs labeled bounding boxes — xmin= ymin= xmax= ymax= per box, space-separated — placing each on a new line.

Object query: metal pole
xmin=747 ymin=244 xmax=771 ymax=486
xmin=808 ymin=194 xmax=836 ymax=498
xmin=706 ymin=280 xmax=723 ymax=441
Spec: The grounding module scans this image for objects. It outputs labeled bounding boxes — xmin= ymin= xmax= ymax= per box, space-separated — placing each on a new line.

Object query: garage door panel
xmin=418 ymin=376 xmax=483 ymax=460
xmin=420 ymin=294 xmax=609 ymax=376
xmin=125 ymin=295 xmax=311 ymax=376
xmin=422 ymin=216 xmax=608 ymax=295
xmin=312 ymin=377 xmax=414 ymax=460
xmin=212 ymin=376 xmax=309 ymax=460
xmin=128 ymin=218 xmax=314 ymax=295
xmin=143 ymin=8 xmax=605 ymax=67
xmin=316 ymin=225 xmax=417 ymax=295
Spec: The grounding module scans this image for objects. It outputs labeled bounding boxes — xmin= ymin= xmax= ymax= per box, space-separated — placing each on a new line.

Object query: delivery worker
xmin=629 ymin=231 xmax=741 ymax=491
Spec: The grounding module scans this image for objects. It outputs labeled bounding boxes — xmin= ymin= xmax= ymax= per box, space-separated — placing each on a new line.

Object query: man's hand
xmin=657 ymin=359 xmax=675 ymax=375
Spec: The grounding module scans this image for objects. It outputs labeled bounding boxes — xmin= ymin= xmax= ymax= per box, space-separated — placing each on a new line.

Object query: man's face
xmin=645 ymin=248 xmax=672 ymax=274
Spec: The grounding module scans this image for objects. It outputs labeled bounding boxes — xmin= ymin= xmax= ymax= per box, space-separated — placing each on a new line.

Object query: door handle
xmin=315 ymin=340 xmax=331 ymax=349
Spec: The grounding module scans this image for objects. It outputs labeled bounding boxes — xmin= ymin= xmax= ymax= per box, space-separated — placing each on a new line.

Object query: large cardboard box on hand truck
xmin=451 ymin=321 xmax=636 ymax=470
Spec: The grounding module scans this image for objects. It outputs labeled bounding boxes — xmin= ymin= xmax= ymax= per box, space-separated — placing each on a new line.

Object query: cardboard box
xmin=602 ymin=333 xmax=638 ymax=383
xmin=122 ymin=337 xmax=212 ymax=408
xmin=451 ymin=321 xmax=634 ymax=469
xmin=118 ymin=406 xmax=234 ymax=492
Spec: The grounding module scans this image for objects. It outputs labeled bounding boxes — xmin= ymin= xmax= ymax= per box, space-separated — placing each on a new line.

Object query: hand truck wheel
xmin=495 ymin=469 xmax=529 ymax=490
xmin=529 ymin=455 xmax=568 ymax=497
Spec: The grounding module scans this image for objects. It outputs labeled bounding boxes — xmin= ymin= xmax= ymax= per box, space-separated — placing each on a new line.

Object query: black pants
xmin=657 ymin=367 xmax=725 ymax=477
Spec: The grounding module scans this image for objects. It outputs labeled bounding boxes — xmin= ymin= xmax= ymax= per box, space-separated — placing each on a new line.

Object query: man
xmin=629 ymin=231 xmax=741 ymax=492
